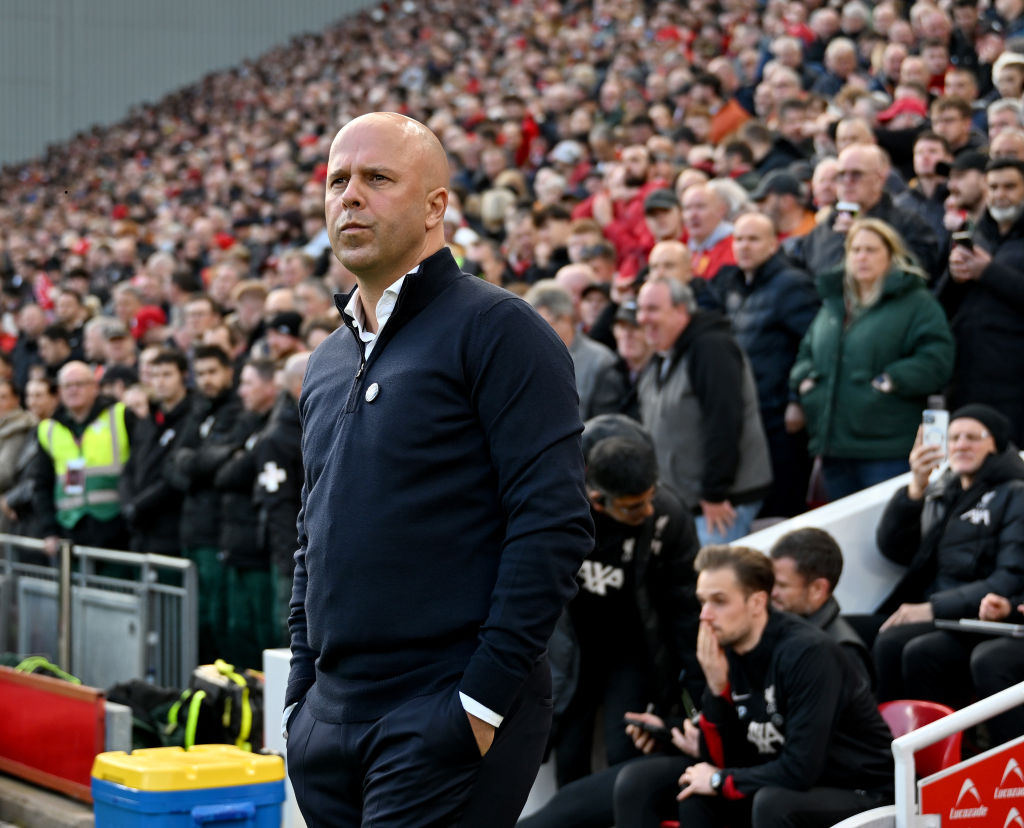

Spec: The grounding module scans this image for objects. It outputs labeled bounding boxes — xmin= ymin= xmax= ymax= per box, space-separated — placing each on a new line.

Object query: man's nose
xmin=341 ymin=180 xmax=363 ymax=208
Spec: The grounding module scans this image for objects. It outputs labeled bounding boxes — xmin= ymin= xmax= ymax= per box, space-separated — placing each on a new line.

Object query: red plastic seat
xmin=879 ymin=699 xmax=961 ymax=777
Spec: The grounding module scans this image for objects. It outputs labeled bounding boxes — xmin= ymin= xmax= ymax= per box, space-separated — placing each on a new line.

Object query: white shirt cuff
xmin=459 ymin=692 xmax=503 ymax=727
xmin=281 ymin=702 xmax=297 ymax=740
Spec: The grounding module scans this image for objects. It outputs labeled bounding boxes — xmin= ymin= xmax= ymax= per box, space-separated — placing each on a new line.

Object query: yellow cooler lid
xmin=91 ymin=745 xmax=284 ymax=791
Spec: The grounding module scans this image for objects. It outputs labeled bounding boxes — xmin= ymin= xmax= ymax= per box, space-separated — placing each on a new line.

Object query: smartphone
xmin=836 ymin=201 xmax=860 ymax=216
xmin=624 ymin=717 xmax=673 ymax=744
xmin=922 ymin=409 xmax=949 ymax=457
xmin=952 ymin=230 xmax=973 ymax=251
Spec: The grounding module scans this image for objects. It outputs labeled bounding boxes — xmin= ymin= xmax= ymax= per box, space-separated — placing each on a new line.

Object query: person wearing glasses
xmin=31 ymin=360 xmax=137 ymax=559
xmin=872 ymin=404 xmax=1024 ymax=703
xmin=548 ymin=425 xmax=701 ymax=787
xmin=793 ymin=144 xmax=943 ymax=280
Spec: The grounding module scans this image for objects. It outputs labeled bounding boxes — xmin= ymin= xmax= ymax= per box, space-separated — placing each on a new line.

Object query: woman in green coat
xmin=788 ymin=217 xmax=955 ymax=501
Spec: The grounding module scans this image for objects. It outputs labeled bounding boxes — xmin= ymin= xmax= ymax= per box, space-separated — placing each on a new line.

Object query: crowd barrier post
xmin=57 ymin=538 xmax=72 ymax=674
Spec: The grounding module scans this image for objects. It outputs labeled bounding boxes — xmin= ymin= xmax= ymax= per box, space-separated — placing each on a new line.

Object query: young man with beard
xmin=941 ymin=158 xmax=1024 ymax=442
xmin=576 ymin=145 xmax=669 ymax=281
xmin=119 ymin=348 xmax=192 ymax=556
xmin=214 ymin=357 xmax=280 ymax=670
xmin=943 ymin=150 xmax=989 ymax=231
xmin=167 ymin=345 xmax=243 ymax=662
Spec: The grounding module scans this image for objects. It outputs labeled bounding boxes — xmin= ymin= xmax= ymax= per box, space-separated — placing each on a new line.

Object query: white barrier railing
xmin=892 ymin=681 xmax=1024 ymax=828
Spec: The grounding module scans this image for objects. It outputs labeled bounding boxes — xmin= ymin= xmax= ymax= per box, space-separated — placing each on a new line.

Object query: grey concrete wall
xmin=0 ymin=0 xmax=372 ymax=165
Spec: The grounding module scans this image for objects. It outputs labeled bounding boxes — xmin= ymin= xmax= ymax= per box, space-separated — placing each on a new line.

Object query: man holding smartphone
xmin=873 ymin=404 xmax=1024 ymax=702
xmin=794 ymin=144 xmax=942 ymax=279
xmin=942 ymin=157 xmax=1024 ymax=445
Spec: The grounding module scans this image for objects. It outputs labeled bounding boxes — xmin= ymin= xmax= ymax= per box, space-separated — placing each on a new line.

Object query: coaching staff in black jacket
xmin=284 ymin=112 xmax=594 ymax=827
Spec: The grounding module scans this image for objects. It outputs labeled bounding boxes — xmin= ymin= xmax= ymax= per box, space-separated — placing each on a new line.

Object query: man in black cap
xmin=610 ymin=301 xmax=653 ymax=420
xmin=944 ymin=149 xmax=990 ymax=231
xmin=265 ymin=310 xmax=305 ymax=366
xmin=872 ymin=403 xmax=1024 ymax=701
xmin=749 ymin=171 xmax=816 ymax=242
xmin=643 ymin=188 xmax=685 ymax=246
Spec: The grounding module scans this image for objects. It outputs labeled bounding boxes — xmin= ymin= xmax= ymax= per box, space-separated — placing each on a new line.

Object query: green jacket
xmin=790 ymin=266 xmax=954 ymax=459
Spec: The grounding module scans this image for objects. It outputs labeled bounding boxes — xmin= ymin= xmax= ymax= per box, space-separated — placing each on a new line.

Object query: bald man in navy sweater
xmin=283 ymin=112 xmax=594 ymax=827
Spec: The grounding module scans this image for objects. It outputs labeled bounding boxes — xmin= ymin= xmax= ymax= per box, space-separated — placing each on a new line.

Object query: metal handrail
xmin=893 ymin=681 xmax=1024 ymax=828
xmin=0 ymin=533 xmax=46 ymax=550
xmin=61 ymin=542 xmax=194 ymax=571
xmin=1 ymin=532 xmax=198 ymax=686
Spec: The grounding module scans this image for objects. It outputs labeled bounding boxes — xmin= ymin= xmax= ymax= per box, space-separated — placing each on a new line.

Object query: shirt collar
xmin=342 ymin=265 xmax=420 ymax=344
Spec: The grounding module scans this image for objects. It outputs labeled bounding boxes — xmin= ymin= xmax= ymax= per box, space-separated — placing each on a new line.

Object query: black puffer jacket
xmin=214 ymin=410 xmax=270 ymax=569
xmin=168 ymin=389 xmax=245 ymax=550
xmin=252 ymin=392 xmax=303 ymax=576
xmin=710 ymin=252 xmax=820 ymax=423
xmin=876 ymin=448 xmax=1024 ymax=617
xmin=119 ymin=393 xmax=194 ymax=556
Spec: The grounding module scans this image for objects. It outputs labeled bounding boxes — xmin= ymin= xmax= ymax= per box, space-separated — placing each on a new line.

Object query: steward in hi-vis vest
xmin=38 ymin=402 xmax=129 ymax=529
xmin=31 ymin=361 xmax=135 ymax=556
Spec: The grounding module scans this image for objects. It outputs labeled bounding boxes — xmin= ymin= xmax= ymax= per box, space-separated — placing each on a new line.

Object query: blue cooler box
xmin=91 ymin=745 xmax=285 ymax=827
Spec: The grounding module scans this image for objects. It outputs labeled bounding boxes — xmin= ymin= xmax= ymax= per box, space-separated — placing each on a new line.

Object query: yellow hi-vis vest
xmin=37 ymin=402 xmax=130 ymax=530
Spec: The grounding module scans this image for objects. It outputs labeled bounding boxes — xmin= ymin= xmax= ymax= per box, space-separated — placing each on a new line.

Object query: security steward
xmin=33 ymin=360 xmax=134 ymax=557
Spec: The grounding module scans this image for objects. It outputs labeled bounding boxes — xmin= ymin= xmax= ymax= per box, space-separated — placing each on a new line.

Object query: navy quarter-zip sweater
xmin=287 ymin=247 xmax=595 ymax=723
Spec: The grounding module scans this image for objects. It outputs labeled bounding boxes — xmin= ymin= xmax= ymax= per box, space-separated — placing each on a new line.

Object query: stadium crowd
xmin=2 ymin=0 xmax=1024 ymax=823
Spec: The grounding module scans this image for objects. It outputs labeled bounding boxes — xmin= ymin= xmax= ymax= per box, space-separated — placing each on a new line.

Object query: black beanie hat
xmin=950 ymin=404 xmax=1011 ymax=452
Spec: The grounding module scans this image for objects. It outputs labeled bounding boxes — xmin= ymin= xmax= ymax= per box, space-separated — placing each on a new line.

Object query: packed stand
xmin=1 ymin=0 xmax=1024 ymax=823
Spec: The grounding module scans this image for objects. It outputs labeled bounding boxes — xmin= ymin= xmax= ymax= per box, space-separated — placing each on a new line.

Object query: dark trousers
xmin=288 ymin=658 xmax=552 ymax=827
xmin=678 ymin=786 xmax=890 ymax=828
xmin=183 ymin=545 xmax=225 ymax=664
xmin=518 ymin=755 xmax=888 ymax=828
xmin=554 ymin=659 xmax=650 ymax=787
xmin=971 ymin=636 xmax=1024 ymax=744
xmin=518 ymin=755 xmax=692 ymax=828
xmin=873 ymin=621 xmax=936 ymax=702
xmin=893 ymin=628 xmax=1024 ymax=744
xmin=224 ymin=565 xmax=275 ymax=671
xmin=760 ymin=419 xmax=812 ymax=518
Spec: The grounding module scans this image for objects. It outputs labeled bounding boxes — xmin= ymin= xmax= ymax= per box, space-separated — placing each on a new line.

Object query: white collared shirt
xmin=342 ymin=269 xmax=413 ymax=359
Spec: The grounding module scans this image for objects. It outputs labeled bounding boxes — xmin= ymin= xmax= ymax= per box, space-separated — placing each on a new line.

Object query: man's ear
xmin=588 ymin=488 xmax=607 ymax=512
xmin=424 ymin=186 xmax=449 ymax=231
xmin=808 ymin=577 xmax=831 ymax=609
xmin=748 ymin=589 xmax=769 ymax=615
